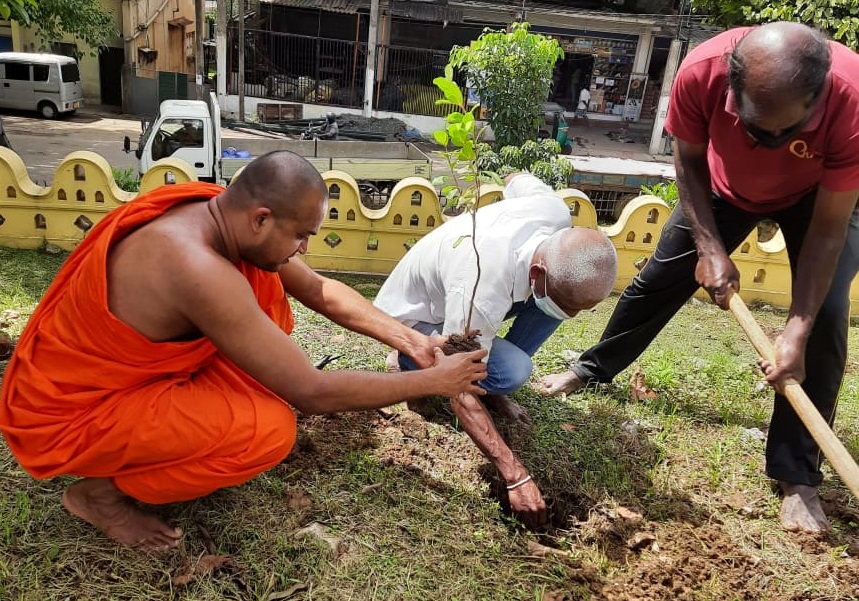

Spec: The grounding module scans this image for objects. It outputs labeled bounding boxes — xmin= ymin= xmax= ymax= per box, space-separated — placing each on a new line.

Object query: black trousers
xmin=573 ymin=192 xmax=859 ymax=486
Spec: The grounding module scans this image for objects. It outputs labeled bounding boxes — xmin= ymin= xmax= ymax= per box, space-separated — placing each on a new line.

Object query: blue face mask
xmin=531 ymin=279 xmax=572 ymax=321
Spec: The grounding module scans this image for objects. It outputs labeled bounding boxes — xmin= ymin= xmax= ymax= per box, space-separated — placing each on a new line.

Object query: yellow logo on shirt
xmin=789 ymin=140 xmax=819 ymax=160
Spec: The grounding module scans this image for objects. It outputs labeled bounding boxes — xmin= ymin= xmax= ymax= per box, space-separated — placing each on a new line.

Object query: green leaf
xmin=435 ymin=99 xmax=460 ymax=107
xmin=445 ymin=64 xmax=454 ymax=81
xmin=432 ymin=175 xmax=451 ymax=186
xmin=441 ymin=185 xmax=460 ymax=197
xmin=452 ymin=235 xmax=472 ymax=249
xmin=446 ymin=112 xmax=464 ymax=124
xmin=433 ymin=130 xmax=449 ymax=146
xmin=432 ymin=77 xmax=464 ymax=107
xmin=449 ymin=125 xmax=468 ymax=148
xmin=481 ymin=171 xmax=504 ymax=185
xmin=45 ymin=544 xmax=60 ymax=561
xmin=458 ymin=141 xmax=476 ymax=162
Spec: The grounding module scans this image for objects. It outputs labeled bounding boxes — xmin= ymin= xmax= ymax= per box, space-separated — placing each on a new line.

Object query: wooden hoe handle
xmin=728 ymin=293 xmax=859 ymax=500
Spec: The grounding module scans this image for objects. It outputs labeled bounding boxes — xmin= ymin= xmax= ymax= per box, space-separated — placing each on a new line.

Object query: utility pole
xmin=648 ymin=38 xmax=682 ymax=155
xmin=195 ymin=0 xmax=204 ymax=99
xmin=648 ymin=0 xmax=688 ymax=155
xmin=216 ymin=0 xmax=227 ymax=103
xmin=238 ymin=0 xmax=245 ymax=121
xmin=363 ymin=0 xmax=379 ymax=117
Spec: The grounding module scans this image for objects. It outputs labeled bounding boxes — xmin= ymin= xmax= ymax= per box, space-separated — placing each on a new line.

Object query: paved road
xmin=2 ymin=104 xmax=671 ymax=188
xmin=2 ymin=106 xmax=142 ymax=186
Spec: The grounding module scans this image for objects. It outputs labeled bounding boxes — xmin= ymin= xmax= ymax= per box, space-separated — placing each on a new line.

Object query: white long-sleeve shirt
xmin=374 ymin=174 xmax=571 ymax=352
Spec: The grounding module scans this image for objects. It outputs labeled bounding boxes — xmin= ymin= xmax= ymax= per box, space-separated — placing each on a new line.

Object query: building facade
xmin=242 ymin=0 xmax=683 ymax=122
xmin=1 ymin=0 xmax=198 ymax=112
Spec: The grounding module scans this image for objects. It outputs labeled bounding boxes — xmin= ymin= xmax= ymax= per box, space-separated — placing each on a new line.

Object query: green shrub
xmin=112 ymin=167 xmax=140 ymax=193
xmin=641 ymin=180 xmax=678 ymax=208
xmin=449 ymin=22 xmax=563 ymax=148
xmin=476 ymin=140 xmax=573 ymax=190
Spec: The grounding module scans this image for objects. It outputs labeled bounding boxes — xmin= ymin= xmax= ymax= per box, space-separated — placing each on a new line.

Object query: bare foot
xmin=535 ymin=371 xmax=584 ymax=395
xmin=484 ymin=394 xmax=531 ymax=425
xmin=385 ymin=350 xmax=401 ymax=373
xmin=62 ymin=478 xmax=183 ymax=551
xmin=779 ymin=482 xmax=829 ymax=533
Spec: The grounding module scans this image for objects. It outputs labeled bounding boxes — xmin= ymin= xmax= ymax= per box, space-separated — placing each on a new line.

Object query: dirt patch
xmin=597 ymin=522 xmax=774 ymax=600
xmin=306 ymin=405 xmax=857 ymax=601
xmin=374 ymin=409 xmax=489 ymax=492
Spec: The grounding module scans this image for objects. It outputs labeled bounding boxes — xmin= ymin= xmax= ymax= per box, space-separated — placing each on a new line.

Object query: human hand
xmin=431 ymin=347 xmax=488 ymax=397
xmin=507 ymin=478 xmax=548 ymax=530
xmin=695 ymin=253 xmax=740 ymax=309
xmin=757 ymin=333 xmax=807 ymax=393
xmin=407 ymin=334 xmax=448 ymax=369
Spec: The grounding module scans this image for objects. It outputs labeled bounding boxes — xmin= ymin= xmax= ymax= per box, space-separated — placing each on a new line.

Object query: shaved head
xmin=729 ymin=22 xmax=830 ymax=113
xmin=539 ymin=228 xmax=618 ymax=308
xmin=227 ymin=150 xmax=327 ymax=217
xmin=216 ymin=150 xmax=328 ymax=272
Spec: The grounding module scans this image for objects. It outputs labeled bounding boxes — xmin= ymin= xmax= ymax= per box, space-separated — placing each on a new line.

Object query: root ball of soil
xmin=441 ymin=332 xmax=481 ymax=355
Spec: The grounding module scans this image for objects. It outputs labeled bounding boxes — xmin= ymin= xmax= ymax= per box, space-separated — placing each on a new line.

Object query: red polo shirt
xmin=665 ymin=28 xmax=859 ymax=213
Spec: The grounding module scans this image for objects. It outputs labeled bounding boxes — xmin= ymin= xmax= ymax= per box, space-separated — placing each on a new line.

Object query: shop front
xmin=549 ymin=32 xmax=648 ymax=121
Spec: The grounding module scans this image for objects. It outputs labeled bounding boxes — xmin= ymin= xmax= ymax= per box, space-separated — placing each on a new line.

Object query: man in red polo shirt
xmin=538 ymin=22 xmax=859 ymax=532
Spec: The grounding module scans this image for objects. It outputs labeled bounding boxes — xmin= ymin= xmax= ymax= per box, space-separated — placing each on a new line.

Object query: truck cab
xmin=130 ymin=93 xmax=431 ymax=193
xmin=137 ymin=98 xmax=218 ymax=181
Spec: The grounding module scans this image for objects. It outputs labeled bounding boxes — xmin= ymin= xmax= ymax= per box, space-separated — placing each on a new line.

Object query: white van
xmin=0 ymin=52 xmax=84 ymax=118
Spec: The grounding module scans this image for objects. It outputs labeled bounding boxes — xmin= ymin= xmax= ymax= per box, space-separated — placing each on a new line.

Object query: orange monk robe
xmin=0 ymin=182 xmax=297 ymax=504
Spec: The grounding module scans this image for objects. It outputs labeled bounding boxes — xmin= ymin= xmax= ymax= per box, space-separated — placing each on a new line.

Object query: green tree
xmin=449 ymin=22 xmax=564 ymax=148
xmin=1 ymin=0 xmax=117 ymax=53
xmin=0 ymin=0 xmax=35 ymax=23
xmin=692 ymin=0 xmax=859 ymax=50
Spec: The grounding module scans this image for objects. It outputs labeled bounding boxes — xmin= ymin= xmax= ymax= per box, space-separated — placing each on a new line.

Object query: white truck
xmin=125 ymin=93 xmax=431 ymax=197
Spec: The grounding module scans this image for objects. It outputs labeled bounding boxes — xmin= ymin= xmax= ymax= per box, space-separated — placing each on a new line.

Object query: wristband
xmin=506 ymin=475 xmax=532 ymax=490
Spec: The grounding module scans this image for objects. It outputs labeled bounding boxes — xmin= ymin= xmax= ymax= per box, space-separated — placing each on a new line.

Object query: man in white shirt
xmin=374 ymin=173 xmax=618 ymax=528
xmin=576 ymin=87 xmax=591 ymax=122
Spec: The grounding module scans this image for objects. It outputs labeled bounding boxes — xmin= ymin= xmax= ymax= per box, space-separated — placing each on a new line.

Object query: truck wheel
xmin=611 ymin=197 xmax=633 ymax=222
xmin=38 ymin=102 xmax=59 ymax=119
xmin=358 ymin=182 xmax=385 ymax=210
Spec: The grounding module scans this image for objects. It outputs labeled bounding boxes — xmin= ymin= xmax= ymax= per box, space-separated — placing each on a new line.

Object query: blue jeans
xmin=398 ymin=296 xmax=562 ymax=395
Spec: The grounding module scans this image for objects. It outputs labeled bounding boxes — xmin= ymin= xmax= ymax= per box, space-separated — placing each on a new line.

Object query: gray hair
xmin=543 ymin=228 xmax=618 ymax=304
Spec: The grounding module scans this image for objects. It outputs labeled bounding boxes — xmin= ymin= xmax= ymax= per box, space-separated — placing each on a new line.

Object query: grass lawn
xmin=1 ymin=247 xmax=858 ymax=600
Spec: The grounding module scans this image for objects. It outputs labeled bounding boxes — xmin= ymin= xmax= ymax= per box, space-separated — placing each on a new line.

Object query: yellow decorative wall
xmin=1 ymin=148 xmax=858 ymax=315
xmin=308 ymin=174 xmax=444 ymax=274
xmin=0 ymin=148 xmax=133 ymax=249
xmin=559 ymin=188 xmax=599 ymax=229
xmin=137 ymin=158 xmax=198 ymax=194
xmin=603 ymin=195 xmax=673 ymax=288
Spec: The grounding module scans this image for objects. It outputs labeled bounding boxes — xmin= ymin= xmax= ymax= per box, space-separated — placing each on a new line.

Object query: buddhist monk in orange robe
xmin=0 ymin=150 xmax=487 ymax=551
